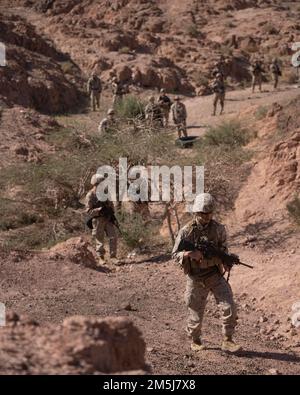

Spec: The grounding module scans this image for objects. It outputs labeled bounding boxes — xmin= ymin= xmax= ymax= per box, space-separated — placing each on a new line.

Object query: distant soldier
xmin=172 ymin=193 xmax=241 ymax=353
xmin=87 ymin=72 xmax=102 ymax=111
xmin=158 ymin=88 xmax=172 ymax=127
xmin=212 ymin=55 xmax=226 ymax=79
xmin=85 ymin=174 xmax=119 ymax=265
xmin=171 ymin=96 xmax=188 ymax=138
xmin=145 ymin=96 xmax=164 ymax=128
xmin=211 ymin=73 xmax=226 ymax=116
xmin=250 ymin=60 xmax=265 ymax=93
xmin=98 ymin=108 xmax=116 ymax=134
xmin=111 ymin=77 xmax=125 ymax=107
xmin=269 ymin=58 xmax=282 ymax=89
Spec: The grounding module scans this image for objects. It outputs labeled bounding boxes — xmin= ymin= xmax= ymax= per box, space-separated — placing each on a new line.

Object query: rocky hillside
xmin=0 ymin=312 xmax=147 ymax=374
xmin=3 ymin=0 xmax=299 ymax=96
xmin=0 ymin=12 xmax=83 ymax=113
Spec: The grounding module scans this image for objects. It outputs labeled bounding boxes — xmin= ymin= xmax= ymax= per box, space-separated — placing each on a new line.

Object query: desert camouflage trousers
xmin=213 ymin=92 xmax=225 ymax=112
xmin=90 ymin=90 xmax=101 ymax=111
xmin=251 ymin=74 xmax=262 ymax=92
xmin=174 ymin=119 xmax=187 ymax=138
xmin=272 ymin=72 xmax=279 ymax=89
xmin=184 ymin=272 xmax=237 ymax=341
xmin=92 ymin=217 xmax=118 ymax=258
xmin=161 ymin=108 xmax=170 ymax=127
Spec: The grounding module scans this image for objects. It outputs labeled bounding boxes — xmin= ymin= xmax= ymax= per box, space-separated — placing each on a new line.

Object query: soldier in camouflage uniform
xmin=171 ymin=96 xmax=188 ymax=138
xmin=158 ymin=88 xmax=172 ymax=127
xmin=145 ymin=96 xmax=164 ymax=128
xmin=85 ymin=174 xmax=118 ymax=265
xmin=269 ymin=58 xmax=281 ymax=89
xmin=172 ymin=193 xmax=241 ymax=353
xmin=111 ymin=77 xmax=125 ymax=107
xmin=250 ymin=60 xmax=265 ymax=93
xmin=98 ymin=108 xmax=116 ymax=134
xmin=87 ymin=73 xmax=102 ymax=111
xmin=211 ymin=73 xmax=226 ymax=116
xmin=212 ymin=55 xmax=226 ymax=79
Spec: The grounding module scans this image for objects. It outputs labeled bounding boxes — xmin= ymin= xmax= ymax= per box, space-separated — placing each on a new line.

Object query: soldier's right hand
xmin=184 ymin=250 xmax=203 ymax=262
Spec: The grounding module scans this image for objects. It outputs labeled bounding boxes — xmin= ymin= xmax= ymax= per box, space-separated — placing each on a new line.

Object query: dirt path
xmin=1 ymin=250 xmax=300 ymax=375
xmin=184 ymin=83 xmax=300 ymax=137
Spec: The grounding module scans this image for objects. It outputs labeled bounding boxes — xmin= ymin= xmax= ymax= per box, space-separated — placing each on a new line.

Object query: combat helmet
xmin=192 ymin=193 xmax=215 ymax=213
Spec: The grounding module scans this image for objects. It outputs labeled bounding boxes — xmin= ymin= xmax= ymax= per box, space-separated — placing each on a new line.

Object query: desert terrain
xmin=0 ymin=0 xmax=299 ymax=375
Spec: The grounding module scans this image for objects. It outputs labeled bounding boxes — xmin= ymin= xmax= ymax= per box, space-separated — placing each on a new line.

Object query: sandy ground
xmin=185 ymin=83 xmax=300 ymax=137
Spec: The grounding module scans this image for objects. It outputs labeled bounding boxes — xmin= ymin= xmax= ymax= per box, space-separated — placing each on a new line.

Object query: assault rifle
xmin=85 ymin=202 xmax=121 ymax=233
xmin=177 ymin=239 xmax=254 ymax=270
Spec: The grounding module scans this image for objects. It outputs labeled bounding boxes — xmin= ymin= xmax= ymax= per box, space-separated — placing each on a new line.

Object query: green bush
xmin=118 ymin=46 xmax=131 ymax=54
xmin=202 ymin=120 xmax=252 ymax=148
xmin=116 ymin=211 xmax=150 ymax=249
xmin=262 ymin=23 xmax=279 ymax=35
xmin=0 ymin=198 xmax=43 ymax=231
xmin=186 ymin=24 xmax=198 ymax=38
xmin=60 ymin=61 xmax=76 ymax=75
xmin=287 ymin=196 xmax=300 ymax=226
xmin=115 ymin=95 xmax=145 ymax=119
xmin=255 ymin=105 xmax=268 ymax=120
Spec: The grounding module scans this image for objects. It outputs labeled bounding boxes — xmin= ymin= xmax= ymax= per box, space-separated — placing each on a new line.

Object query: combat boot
xmin=191 ymin=339 xmax=206 ymax=351
xmin=221 ymin=336 xmax=242 ymax=353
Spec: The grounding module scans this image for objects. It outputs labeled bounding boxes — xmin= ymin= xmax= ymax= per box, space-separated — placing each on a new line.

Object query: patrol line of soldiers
xmin=209 ymin=55 xmax=282 ymax=115
xmin=87 ymin=74 xmax=127 ymax=113
xmin=85 ymin=174 xmax=242 ymax=354
xmin=95 ymin=84 xmax=188 ymax=138
xmin=90 ymin=58 xmax=282 ymax=135
xmin=144 ymin=91 xmax=188 ymax=138
xmin=84 ymin=56 xmax=284 ymax=356
xmin=250 ymin=58 xmax=282 ymax=92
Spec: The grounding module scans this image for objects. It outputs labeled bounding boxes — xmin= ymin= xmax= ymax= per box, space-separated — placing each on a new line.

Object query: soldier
xmin=87 ymin=72 xmax=102 ymax=111
xmin=158 ymin=88 xmax=172 ymax=127
xmin=98 ymin=108 xmax=116 ymax=134
xmin=212 ymin=55 xmax=226 ymax=79
xmin=250 ymin=59 xmax=265 ymax=93
xmin=269 ymin=58 xmax=282 ymax=89
xmin=85 ymin=174 xmax=119 ymax=265
xmin=172 ymin=193 xmax=241 ymax=353
xmin=171 ymin=96 xmax=188 ymax=138
xmin=211 ymin=73 xmax=226 ymax=116
xmin=111 ymin=77 xmax=125 ymax=107
xmin=145 ymin=96 xmax=164 ymax=128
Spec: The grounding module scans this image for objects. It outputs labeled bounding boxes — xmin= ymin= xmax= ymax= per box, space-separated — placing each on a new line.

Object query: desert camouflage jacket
xmin=211 ymin=79 xmax=225 ymax=94
xmin=171 ymin=102 xmax=187 ymax=122
xmin=87 ymin=76 xmax=102 ymax=93
xmin=85 ymin=189 xmax=114 ymax=219
xmin=172 ymin=219 xmax=228 ymax=278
